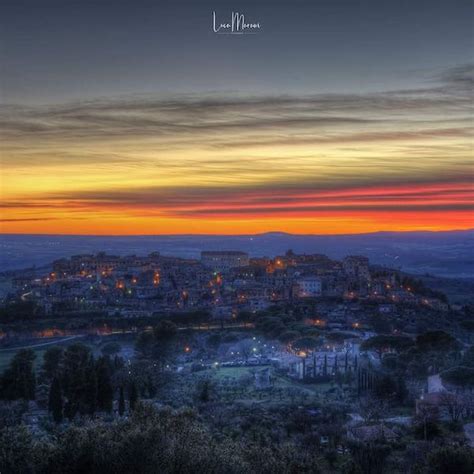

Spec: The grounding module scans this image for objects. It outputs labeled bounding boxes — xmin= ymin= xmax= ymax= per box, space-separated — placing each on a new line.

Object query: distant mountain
xmin=0 ymin=229 xmax=473 ymax=278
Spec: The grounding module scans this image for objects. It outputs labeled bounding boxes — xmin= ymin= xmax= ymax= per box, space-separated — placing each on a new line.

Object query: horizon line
xmin=1 ymin=228 xmax=473 ymax=238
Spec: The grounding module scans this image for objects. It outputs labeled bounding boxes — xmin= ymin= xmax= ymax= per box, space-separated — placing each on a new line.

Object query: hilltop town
xmin=8 ymin=249 xmax=451 ymax=321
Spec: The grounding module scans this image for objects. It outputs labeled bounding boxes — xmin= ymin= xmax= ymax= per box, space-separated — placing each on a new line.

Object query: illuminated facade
xmin=201 ymin=251 xmax=249 ymax=272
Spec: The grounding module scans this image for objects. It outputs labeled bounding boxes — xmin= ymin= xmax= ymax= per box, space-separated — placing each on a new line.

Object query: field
xmin=159 ymin=363 xmax=347 ymax=409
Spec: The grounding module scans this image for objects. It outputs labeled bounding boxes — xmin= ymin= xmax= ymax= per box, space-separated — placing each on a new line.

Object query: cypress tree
xmin=48 ymin=377 xmax=63 ymax=423
xmin=146 ymin=375 xmax=156 ymax=398
xmin=1 ymin=349 xmax=36 ymax=400
xmin=129 ymin=382 xmax=138 ymax=411
xmin=114 ymin=355 xmax=124 ymax=370
xmin=199 ymin=380 xmax=210 ymax=403
xmin=42 ymin=347 xmax=63 ymax=380
xmin=83 ymin=356 xmax=97 ymax=415
xmin=118 ymin=386 xmax=125 ymax=416
xmin=97 ymin=359 xmax=113 ymax=413
xmin=62 ymin=343 xmax=92 ymax=419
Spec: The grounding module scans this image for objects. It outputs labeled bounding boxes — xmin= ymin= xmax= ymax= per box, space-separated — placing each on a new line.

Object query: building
xmin=343 ymin=256 xmax=370 ymax=280
xmin=297 ymin=276 xmax=322 ymax=297
xmin=201 ymin=251 xmax=249 ymax=272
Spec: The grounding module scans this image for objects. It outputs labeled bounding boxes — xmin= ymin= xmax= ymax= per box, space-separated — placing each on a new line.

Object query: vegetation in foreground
xmin=0 ymin=311 xmax=474 ymax=474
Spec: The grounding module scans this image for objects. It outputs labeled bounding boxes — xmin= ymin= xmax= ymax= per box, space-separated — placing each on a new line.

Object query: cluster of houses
xmin=10 ymin=249 xmax=447 ymax=319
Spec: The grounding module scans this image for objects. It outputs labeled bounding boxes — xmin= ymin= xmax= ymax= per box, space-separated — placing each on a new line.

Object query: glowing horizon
xmin=1 ymin=65 xmax=473 ymax=235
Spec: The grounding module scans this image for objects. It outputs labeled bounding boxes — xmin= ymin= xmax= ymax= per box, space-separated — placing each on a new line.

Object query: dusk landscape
xmin=0 ymin=0 xmax=473 ymax=473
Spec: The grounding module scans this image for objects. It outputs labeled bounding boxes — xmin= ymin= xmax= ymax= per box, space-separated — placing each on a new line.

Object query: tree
xmin=395 ymin=376 xmax=408 ymax=404
xmin=291 ymin=337 xmax=320 ymax=353
xmin=237 ymin=310 xmax=253 ymax=323
xmin=154 ymin=320 xmax=178 ymax=340
xmin=278 ymin=331 xmax=300 ymax=343
xmin=48 ymin=377 xmax=63 ymax=423
xmin=135 ymin=331 xmax=155 ymax=358
xmin=324 ymin=449 xmax=338 ymax=469
xmin=359 ymin=396 xmax=387 ymax=424
xmin=152 ymin=320 xmax=178 ymax=369
xmin=207 ymin=333 xmax=222 ymax=348
xmin=349 ymin=441 xmax=392 ymax=474
xmin=96 ymin=357 xmax=113 ymax=413
xmin=83 ymin=356 xmax=98 ymax=415
xmin=462 ymin=346 xmax=474 ymax=367
xmin=113 ymin=354 xmax=124 ymax=370
xmin=368 ymin=314 xmax=391 ymax=333
xmin=440 ymin=392 xmax=468 ymax=422
xmin=460 ymin=320 xmax=474 ymax=333
xmin=0 ymin=301 xmax=41 ymax=323
xmin=146 ymin=374 xmax=156 ymax=398
xmin=197 ymin=380 xmax=213 ymax=403
xmin=416 ymin=331 xmax=460 ymax=353
xmin=101 ymin=342 xmax=122 ymax=357
xmin=1 ymin=349 xmax=36 ymax=400
xmin=62 ymin=344 xmax=96 ymax=418
xmin=414 ymin=404 xmax=441 ymax=441
xmin=361 ymin=335 xmax=413 ymax=359
xmin=440 ymin=366 xmax=474 ymax=389
xmin=374 ymin=375 xmax=397 ymax=400
xmin=236 ymin=339 xmax=254 ymax=361
xmin=426 ymin=446 xmax=474 ymax=474
xmin=118 ymin=386 xmax=125 ymax=416
xmin=129 ymin=382 xmax=138 ymax=411
xmin=42 ymin=347 xmax=63 ymax=380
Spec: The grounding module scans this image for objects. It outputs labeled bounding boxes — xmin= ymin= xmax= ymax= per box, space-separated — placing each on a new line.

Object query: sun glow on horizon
xmin=1 ymin=81 xmax=473 ymax=235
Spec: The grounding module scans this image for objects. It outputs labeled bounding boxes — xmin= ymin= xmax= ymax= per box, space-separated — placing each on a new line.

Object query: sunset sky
xmin=1 ymin=0 xmax=473 ymax=235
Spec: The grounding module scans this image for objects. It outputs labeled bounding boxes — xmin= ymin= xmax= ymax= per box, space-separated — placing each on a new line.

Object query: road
xmin=0 ymin=335 xmax=83 ymax=352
